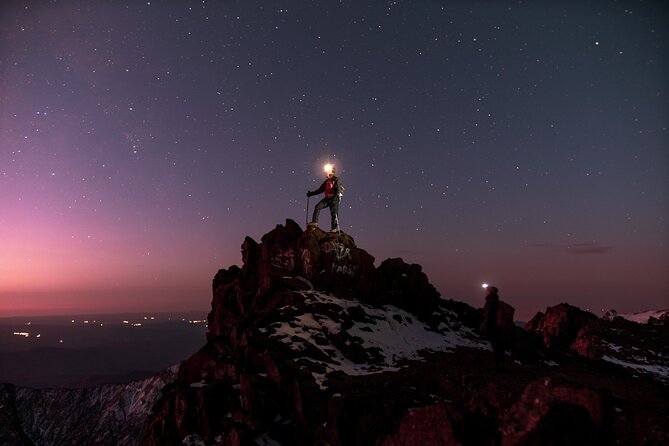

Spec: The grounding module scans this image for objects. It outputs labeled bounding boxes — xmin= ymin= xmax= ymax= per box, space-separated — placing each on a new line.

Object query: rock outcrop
xmin=524 ymin=303 xmax=669 ymax=380
xmin=499 ymin=379 xmax=612 ymax=446
xmin=143 ymin=221 xmax=487 ymax=445
xmin=523 ymin=303 xmax=599 ymax=350
xmin=208 ymin=220 xmax=443 ymax=335
xmin=141 ymin=220 xmax=668 ymax=446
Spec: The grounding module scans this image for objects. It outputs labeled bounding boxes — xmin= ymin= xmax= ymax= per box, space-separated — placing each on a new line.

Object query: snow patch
xmin=182 ymin=433 xmax=206 ymax=446
xmin=602 ymin=355 xmax=669 ymax=382
xmin=255 ymin=432 xmax=282 ymax=445
xmin=605 ymin=309 xmax=669 ymax=324
xmin=602 ymin=341 xmax=622 ymax=353
xmin=268 ymin=290 xmax=487 ymax=388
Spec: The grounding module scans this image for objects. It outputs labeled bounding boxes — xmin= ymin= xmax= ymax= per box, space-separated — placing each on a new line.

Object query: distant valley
xmin=0 ymin=312 xmax=207 ymax=388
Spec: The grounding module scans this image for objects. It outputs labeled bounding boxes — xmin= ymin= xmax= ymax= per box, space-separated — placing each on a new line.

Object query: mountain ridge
xmin=0 ymin=366 xmax=178 ymax=446
xmin=1 ymin=220 xmax=667 ymax=445
xmin=141 ymin=220 xmax=668 ymax=445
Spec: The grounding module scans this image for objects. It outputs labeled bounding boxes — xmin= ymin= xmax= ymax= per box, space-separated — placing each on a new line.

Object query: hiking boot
xmin=307 ymin=222 xmax=318 ymax=227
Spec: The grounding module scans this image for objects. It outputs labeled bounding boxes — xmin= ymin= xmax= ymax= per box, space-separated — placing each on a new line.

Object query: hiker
xmin=307 ymin=164 xmax=343 ymax=232
xmin=480 ymin=286 xmax=514 ymax=370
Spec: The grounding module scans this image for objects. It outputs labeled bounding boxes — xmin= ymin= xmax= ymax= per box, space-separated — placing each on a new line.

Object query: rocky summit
xmin=1 ymin=220 xmax=667 ymax=445
xmin=140 ymin=220 xmax=668 ymax=446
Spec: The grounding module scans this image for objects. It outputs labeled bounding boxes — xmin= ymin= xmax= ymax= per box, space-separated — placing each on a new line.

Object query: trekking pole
xmin=305 ymin=195 xmax=310 ymax=227
xmin=335 ymin=195 xmax=342 ymax=236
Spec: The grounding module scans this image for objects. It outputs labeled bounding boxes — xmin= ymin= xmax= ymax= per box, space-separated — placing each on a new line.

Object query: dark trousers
xmin=312 ymin=197 xmax=339 ymax=230
xmin=490 ymin=338 xmax=505 ymax=369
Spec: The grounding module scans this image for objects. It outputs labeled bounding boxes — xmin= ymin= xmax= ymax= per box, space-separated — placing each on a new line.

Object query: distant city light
xmin=71 ymin=320 xmax=75 ymax=323
xmin=123 ymin=320 xmax=129 ymax=324
xmin=188 ymin=320 xmax=206 ymax=324
xmin=132 ymin=323 xmax=142 ymax=327
xmin=25 ymin=322 xmax=32 ymax=325
xmin=13 ymin=332 xmax=29 ymax=337
xmin=59 ymin=340 xmax=63 ymax=343
xmin=36 ymin=334 xmax=41 ymax=338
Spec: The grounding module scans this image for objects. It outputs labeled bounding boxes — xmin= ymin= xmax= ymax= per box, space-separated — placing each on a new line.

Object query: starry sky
xmin=1 ymin=1 xmax=667 ymax=320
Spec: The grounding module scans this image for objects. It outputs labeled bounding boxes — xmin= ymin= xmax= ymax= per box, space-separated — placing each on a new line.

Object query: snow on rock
xmin=265 ymin=290 xmax=487 ymax=388
xmin=602 ymin=355 xmax=669 ymax=382
xmin=0 ymin=365 xmax=178 ymax=446
xmin=254 ymin=432 xmax=282 ymax=446
xmin=182 ymin=433 xmax=207 ymax=446
xmin=603 ymin=309 xmax=669 ymax=324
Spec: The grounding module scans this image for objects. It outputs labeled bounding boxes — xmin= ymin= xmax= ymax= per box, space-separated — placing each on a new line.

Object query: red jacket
xmin=313 ymin=175 xmax=341 ymax=198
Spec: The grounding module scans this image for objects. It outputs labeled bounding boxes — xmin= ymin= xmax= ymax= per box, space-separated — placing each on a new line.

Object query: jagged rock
xmin=523 ymin=304 xmax=669 ymax=380
xmin=377 ymin=402 xmax=462 ymax=446
xmin=177 ymin=339 xmax=238 ymax=384
xmin=524 ymin=311 xmax=544 ymax=333
xmin=527 ymin=307 xmax=667 ymax=368
xmin=601 ymin=309 xmax=619 ymax=321
xmin=369 ymin=258 xmax=442 ymax=321
xmin=144 ymin=221 xmax=493 ymax=445
xmin=143 ymin=380 xmax=245 ymax=446
xmin=499 ymin=379 xmax=612 ymax=446
xmin=523 ymin=303 xmax=598 ymax=349
xmin=206 ymin=219 xmax=434 ymax=343
xmin=575 ymin=316 xmax=669 ymax=377
xmin=570 ymin=322 xmax=606 ymax=359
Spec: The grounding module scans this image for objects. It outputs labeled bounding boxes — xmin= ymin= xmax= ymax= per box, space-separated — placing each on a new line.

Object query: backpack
xmin=496 ymin=300 xmax=515 ymax=332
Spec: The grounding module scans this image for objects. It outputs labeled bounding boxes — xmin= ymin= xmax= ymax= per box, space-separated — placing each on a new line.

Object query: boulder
xmin=500 ymin=379 xmax=612 ymax=446
xmin=524 ymin=303 xmax=598 ymax=349
xmin=570 ymin=322 xmax=606 ymax=359
xmin=378 ymin=402 xmax=462 ymax=446
xmin=369 ymin=258 xmax=442 ymax=321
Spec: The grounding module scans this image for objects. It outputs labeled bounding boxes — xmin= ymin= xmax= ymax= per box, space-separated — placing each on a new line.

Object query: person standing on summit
xmin=307 ymin=164 xmax=343 ymax=232
xmin=480 ymin=285 xmax=514 ymax=370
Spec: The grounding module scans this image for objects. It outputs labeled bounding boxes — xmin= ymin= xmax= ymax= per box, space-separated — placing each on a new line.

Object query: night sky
xmin=1 ymin=1 xmax=667 ymax=320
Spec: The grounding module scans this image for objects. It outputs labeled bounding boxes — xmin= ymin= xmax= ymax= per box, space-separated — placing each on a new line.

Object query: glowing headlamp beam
xmin=482 ymin=283 xmax=489 ymax=289
xmin=324 ymin=163 xmax=334 ymax=174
